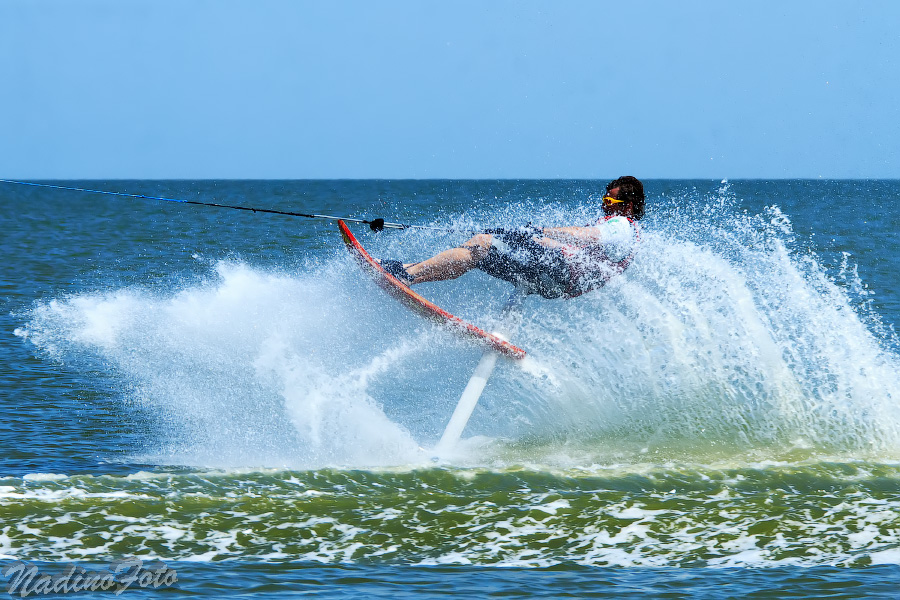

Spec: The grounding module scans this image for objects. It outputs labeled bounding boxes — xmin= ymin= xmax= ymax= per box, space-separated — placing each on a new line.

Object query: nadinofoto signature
xmin=2 ymin=557 xmax=177 ymax=597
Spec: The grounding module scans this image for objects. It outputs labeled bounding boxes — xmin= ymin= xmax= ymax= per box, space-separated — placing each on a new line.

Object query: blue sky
xmin=1 ymin=1 xmax=898 ymax=179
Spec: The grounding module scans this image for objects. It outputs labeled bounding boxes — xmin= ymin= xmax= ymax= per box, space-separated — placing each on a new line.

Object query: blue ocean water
xmin=2 ymin=179 xmax=900 ymax=598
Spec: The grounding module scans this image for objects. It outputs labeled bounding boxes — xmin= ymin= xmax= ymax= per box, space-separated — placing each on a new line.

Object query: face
xmin=602 ymin=186 xmax=632 ymax=217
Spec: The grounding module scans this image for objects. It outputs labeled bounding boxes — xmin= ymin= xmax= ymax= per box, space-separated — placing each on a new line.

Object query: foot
xmin=379 ymin=259 xmax=415 ymax=285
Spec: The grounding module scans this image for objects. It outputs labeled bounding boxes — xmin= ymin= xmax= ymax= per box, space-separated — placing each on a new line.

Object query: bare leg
xmin=404 ymin=234 xmax=492 ymax=284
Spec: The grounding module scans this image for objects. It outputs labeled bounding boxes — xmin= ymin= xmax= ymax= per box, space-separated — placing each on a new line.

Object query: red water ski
xmin=338 ymin=220 xmax=526 ymax=360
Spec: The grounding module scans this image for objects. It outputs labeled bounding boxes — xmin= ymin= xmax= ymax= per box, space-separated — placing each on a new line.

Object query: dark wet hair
xmin=607 ymin=176 xmax=645 ymax=220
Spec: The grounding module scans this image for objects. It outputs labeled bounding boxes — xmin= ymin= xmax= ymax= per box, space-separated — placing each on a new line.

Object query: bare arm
xmin=536 ymin=226 xmax=603 ymax=248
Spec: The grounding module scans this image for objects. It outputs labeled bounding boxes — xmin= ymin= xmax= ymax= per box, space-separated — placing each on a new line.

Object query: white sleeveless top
xmin=591 ymin=215 xmax=638 ymax=263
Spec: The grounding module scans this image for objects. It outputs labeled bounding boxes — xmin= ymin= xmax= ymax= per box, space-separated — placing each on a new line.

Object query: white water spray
xmin=17 ymin=190 xmax=900 ymax=467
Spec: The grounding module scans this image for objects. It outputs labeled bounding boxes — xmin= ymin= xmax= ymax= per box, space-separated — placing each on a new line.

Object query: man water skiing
xmin=382 ymin=176 xmax=644 ymax=299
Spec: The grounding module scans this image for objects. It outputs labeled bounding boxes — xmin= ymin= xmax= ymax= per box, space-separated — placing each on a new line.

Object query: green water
xmin=3 ymin=462 xmax=899 ymax=569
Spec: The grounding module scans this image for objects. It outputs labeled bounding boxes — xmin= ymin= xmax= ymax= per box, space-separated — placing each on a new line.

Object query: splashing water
xmin=504 ymin=183 xmax=900 ymax=462
xmin=16 ymin=187 xmax=900 ymax=468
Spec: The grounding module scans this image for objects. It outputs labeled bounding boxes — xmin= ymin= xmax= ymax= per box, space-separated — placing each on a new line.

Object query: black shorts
xmin=475 ymin=229 xmax=571 ymax=299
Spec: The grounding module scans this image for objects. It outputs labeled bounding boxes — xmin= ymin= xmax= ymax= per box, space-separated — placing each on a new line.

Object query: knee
xmin=461 ymin=234 xmax=492 ymax=261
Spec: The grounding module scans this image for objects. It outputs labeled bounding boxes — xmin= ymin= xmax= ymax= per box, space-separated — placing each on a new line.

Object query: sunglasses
xmin=602 ymin=195 xmax=624 ymax=204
